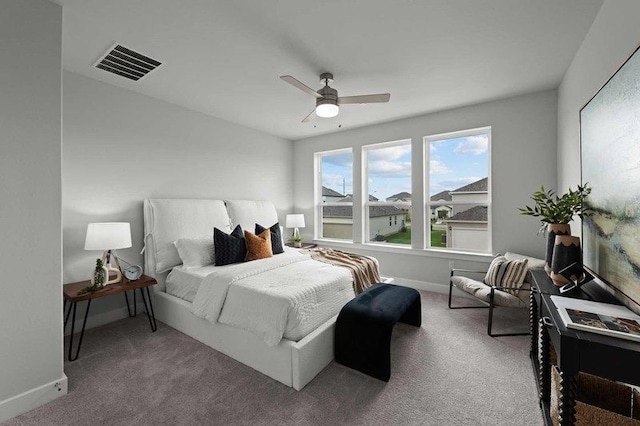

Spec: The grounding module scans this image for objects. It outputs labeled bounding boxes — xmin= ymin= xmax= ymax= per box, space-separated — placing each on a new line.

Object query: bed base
xmin=153 ymin=291 xmax=336 ymax=390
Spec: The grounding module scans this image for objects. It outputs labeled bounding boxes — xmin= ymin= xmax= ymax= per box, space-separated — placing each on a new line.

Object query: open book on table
xmin=550 ymin=295 xmax=640 ymax=343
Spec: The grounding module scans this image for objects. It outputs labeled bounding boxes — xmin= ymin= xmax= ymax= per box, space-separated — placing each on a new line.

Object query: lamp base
xmin=102 ymin=250 xmax=123 ymax=285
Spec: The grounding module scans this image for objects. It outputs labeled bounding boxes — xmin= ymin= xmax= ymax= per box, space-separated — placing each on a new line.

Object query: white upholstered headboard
xmin=143 ymin=198 xmax=278 ymax=291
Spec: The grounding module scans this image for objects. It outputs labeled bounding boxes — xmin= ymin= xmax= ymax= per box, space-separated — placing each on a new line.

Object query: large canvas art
xmin=581 ymin=44 xmax=640 ymax=311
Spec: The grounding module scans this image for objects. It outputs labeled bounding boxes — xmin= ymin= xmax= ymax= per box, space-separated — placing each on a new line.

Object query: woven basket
xmin=551 ymin=366 xmax=639 ymax=426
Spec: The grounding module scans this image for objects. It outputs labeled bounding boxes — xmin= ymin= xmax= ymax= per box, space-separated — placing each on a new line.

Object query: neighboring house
xmin=386 ymin=191 xmax=412 ymax=203
xmin=430 ymin=190 xmax=452 ymax=222
xmin=444 ymin=177 xmax=489 ymax=251
xmin=323 ymin=204 xmax=405 ymax=240
xmin=449 ymin=177 xmax=488 ymax=213
xmin=340 ymin=194 xmax=379 ymax=202
xmin=322 ymin=186 xmax=345 ymax=202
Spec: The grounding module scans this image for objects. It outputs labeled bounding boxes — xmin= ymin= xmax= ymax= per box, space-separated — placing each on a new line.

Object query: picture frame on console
xmin=581 ymin=42 xmax=640 ymax=315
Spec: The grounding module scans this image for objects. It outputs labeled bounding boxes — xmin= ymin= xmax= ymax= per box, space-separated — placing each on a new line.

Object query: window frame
xmin=362 ymin=139 xmax=412 ymax=246
xmin=314 ymin=148 xmax=354 ymax=242
xmin=423 ymin=127 xmax=492 ymax=253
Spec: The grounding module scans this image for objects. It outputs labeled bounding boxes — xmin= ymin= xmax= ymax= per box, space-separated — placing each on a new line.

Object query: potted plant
xmin=291 ymin=234 xmax=303 ymax=248
xmin=519 ymin=184 xmax=592 ymax=273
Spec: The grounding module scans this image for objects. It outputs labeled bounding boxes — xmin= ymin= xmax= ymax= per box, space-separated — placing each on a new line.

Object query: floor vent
xmin=94 ymin=44 xmax=162 ymax=81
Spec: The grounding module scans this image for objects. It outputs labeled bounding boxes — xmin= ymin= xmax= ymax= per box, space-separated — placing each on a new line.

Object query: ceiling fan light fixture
xmin=316 ymin=103 xmax=339 ymax=118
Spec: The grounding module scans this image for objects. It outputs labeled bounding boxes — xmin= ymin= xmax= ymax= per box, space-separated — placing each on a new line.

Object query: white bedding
xmin=190 ymin=250 xmax=354 ymax=346
xmin=165 ymin=265 xmax=217 ymax=302
xmin=165 ymin=247 xmax=301 ymax=303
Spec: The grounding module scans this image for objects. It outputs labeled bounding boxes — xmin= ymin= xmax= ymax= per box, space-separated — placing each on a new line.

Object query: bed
xmin=143 ymin=198 xmax=380 ymax=390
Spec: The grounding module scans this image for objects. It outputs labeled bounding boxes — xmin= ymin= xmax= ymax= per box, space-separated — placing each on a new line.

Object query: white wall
xmin=63 ymin=72 xmax=293 ymax=330
xmin=558 ymin=0 xmax=640 ymax=228
xmin=293 ymin=90 xmax=558 ymax=288
xmin=0 ymin=0 xmax=66 ymax=421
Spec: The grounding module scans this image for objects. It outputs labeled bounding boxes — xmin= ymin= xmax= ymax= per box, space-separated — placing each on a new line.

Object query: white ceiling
xmin=58 ymin=0 xmax=603 ymax=140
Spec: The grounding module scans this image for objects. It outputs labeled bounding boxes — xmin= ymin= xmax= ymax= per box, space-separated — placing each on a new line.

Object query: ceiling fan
xmin=279 ymin=72 xmax=390 ymax=123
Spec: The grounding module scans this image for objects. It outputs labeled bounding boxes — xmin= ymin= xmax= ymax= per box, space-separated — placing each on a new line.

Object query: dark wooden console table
xmin=530 ymin=270 xmax=640 ymax=425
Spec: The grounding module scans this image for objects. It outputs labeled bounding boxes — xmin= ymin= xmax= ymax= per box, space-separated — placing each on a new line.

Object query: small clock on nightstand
xmin=124 ymin=265 xmax=143 ymax=281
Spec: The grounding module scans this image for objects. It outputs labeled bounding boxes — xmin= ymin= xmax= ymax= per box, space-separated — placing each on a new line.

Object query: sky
xmin=321 ymin=133 xmax=489 ymax=200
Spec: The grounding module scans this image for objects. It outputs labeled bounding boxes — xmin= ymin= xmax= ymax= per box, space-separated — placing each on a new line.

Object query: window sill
xmin=312 ymin=239 xmax=495 ymax=262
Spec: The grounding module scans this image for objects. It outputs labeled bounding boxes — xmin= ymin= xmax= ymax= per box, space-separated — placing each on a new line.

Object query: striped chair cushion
xmin=483 ymin=256 xmax=529 ymax=295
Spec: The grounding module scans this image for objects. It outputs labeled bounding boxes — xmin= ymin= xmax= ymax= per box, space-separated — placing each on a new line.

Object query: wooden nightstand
xmin=284 ymin=242 xmax=317 ymax=249
xmin=63 ymin=274 xmax=157 ymax=361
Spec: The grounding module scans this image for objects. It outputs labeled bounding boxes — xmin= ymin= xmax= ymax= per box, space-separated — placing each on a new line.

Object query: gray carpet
xmin=5 ymin=291 xmax=543 ymax=425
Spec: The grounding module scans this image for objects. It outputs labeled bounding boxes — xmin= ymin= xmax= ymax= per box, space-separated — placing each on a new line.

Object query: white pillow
xmin=173 ymin=236 xmax=215 ymax=269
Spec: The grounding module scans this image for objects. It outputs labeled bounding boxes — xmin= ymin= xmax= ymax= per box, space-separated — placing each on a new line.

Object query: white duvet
xmin=191 ymin=250 xmax=354 ymax=346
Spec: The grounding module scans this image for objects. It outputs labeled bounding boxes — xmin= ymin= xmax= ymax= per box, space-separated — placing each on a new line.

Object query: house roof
xmin=446 ymin=206 xmax=488 ymax=222
xmin=323 ymin=205 xmax=405 ymax=218
xmin=322 ymin=186 xmax=344 ymax=197
xmin=430 ymin=190 xmax=452 ymax=201
xmin=340 ymin=195 xmax=379 ymax=202
xmin=451 ymin=177 xmax=488 ymax=193
xmin=386 ymin=191 xmax=412 ymax=201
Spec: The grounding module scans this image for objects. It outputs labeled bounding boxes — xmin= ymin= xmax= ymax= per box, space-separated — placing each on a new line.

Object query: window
xmin=425 ymin=127 xmax=491 ymax=252
xmin=363 ymin=140 xmax=412 ymax=245
xmin=315 ymin=149 xmax=353 ymax=241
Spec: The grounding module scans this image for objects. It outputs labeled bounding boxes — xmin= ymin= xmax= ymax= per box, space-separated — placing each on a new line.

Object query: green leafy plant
xmin=78 ymin=259 xmax=106 ymax=295
xmin=519 ymin=183 xmax=592 ymax=224
xmin=291 ymin=235 xmax=303 ymax=243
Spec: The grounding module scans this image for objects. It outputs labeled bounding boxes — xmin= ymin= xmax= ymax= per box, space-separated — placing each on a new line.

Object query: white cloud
xmin=453 ymin=135 xmax=488 ymax=155
xmin=430 ymin=159 xmax=452 ymax=175
xmin=368 ymin=160 xmax=411 ymax=176
xmin=323 ymin=174 xmax=351 ymax=191
xmin=367 ymin=144 xmax=411 ymax=162
xmin=322 ymin=153 xmax=352 ymax=168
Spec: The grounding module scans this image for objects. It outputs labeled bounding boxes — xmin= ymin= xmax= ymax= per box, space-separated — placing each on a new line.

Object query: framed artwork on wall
xmin=581 ymin=42 xmax=640 ymax=313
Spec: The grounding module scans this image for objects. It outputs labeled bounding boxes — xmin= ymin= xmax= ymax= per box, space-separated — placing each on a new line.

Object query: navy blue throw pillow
xmin=256 ymin=222 xmax=284 ymax=255
xmin=214 ymin=225 xmax=246 ymax=266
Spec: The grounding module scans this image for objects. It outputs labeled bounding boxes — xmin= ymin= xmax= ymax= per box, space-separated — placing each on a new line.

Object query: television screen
xmin=581 ymin=43 xmax=640 ymax=314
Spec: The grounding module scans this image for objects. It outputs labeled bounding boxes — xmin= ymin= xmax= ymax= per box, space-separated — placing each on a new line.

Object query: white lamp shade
xmin=84 ymin=222 xmax=132 ymax=250
xmin=316 ymin=103 xmax=339 ymax=118
xmin=285 ymin=214 xmax=305 ymax=229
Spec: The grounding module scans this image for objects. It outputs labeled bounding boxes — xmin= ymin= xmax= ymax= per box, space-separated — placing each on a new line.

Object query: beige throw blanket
xmin=304 ymin=248 xmax=381 ymax=294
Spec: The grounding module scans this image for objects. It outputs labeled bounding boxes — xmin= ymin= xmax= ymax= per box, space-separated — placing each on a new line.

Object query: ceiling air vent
xmin=94 ymin=44 xmax=162 ymax=81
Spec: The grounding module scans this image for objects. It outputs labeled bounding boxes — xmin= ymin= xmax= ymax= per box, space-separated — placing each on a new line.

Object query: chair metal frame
xmin=448 ymin=268 xmax=532 ymax=337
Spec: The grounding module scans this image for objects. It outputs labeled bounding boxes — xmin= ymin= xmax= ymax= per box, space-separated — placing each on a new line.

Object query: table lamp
xmin=84 ymin=222 xmax=132 ymax=284
xmin=285 ymin=214 xmax=305 ymax=247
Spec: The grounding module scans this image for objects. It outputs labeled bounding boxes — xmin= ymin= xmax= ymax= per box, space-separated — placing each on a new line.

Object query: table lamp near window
xmin=84 ymin=222 xmax=132 ymax=284
xmin=285 ymin=214 xmax=305 ymax=248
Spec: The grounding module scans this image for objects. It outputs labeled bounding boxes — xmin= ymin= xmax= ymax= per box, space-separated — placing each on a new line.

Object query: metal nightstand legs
xmin=63 ymin=299 xmax=92 ymax=362
xmin=124 ymin=287 xmax=157 ymax=332
xmin=63 ymin=288 xmax=157 ymax=362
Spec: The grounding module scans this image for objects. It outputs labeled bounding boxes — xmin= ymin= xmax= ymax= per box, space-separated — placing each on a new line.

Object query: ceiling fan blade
xmin=302 ymin=109 xmax=316 ymax=123
xmin=338 ymin=93 xmax=390 ymax=104
xmin=280 ymin=75 xmax=322 ymax=98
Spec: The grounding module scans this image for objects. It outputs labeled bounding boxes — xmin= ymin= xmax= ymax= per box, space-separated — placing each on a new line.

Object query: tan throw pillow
xmin=245 ymin=229 xmax=273 ymax=261
xmin=484 ymin=256 xmax=529 ymax=296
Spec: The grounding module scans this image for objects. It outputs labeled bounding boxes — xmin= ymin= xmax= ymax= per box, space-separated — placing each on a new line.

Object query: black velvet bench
xmin=334 ymin=283 xmax=421 ymax=381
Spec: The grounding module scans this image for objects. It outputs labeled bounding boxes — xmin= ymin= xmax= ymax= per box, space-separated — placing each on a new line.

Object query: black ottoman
xmin=335 ymin=283 xmax=421 ymax=381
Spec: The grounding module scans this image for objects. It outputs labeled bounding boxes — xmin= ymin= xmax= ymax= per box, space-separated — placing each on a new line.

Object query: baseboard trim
xmin=0 ymin=375 xmax=68 ymax=423
xmin=65 ymin=303 xmax=145 ymax=336
xmin=389 ymin=277 xmax=474 ymax=299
